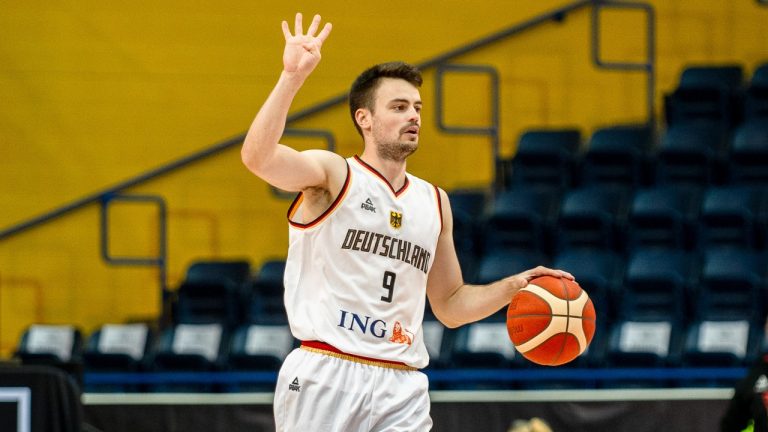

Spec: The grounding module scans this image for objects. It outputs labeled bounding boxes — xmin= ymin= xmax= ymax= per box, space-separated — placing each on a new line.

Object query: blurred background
xmin=0 ymin=0 xmax=766 ymax=389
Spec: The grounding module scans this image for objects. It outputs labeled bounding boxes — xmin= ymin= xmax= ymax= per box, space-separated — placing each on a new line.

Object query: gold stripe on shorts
xmin=300 ymin=345 xmax=417 ymax=371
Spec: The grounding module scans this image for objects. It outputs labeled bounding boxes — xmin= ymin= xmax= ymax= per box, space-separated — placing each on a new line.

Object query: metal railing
xmin=0 ymin=0 xmax=655 ymax=243
xmin=0 ymin=0 xmax=656 ymax=322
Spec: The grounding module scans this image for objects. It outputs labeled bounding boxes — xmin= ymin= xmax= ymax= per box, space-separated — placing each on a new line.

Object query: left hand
xmin=504 ymin=266 xmax=575 ymax=291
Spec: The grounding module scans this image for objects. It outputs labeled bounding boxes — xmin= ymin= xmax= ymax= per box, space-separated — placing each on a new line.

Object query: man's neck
xmin=359 ymin=150 xmax=408 ymax=191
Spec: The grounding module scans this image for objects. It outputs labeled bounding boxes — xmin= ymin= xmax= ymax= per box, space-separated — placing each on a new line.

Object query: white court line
xmin=428 ymin=388 xmax=734 ymax=402
xmin=83 ymin=392 xmax=275 ymax=405
xmin=83 ymin=388 xmax=733 ymax=405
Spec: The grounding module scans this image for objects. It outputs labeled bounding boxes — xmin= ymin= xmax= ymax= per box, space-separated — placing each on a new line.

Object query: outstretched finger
xmin=294 ymin=12 xmax=303 ymax=36
xmin=281 ymin=20 xmax=291 ymax=40
xmin=307 ymin=14 xmax=321 ymax=37
xmin=316 ymin=22 xmax=332 ymax=43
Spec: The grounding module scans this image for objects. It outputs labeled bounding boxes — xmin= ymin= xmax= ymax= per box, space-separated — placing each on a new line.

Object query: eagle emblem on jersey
xmin=389 ymin=211 xmax=403 ymax=229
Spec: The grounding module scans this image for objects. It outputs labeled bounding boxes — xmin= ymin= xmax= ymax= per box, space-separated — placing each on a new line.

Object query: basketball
xmin=506 ymin=275 xmax=596 ymax=366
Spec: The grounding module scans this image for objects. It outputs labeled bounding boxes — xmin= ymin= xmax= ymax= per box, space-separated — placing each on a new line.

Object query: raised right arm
xmin=241 ymin=13 xmax=338 ymax=193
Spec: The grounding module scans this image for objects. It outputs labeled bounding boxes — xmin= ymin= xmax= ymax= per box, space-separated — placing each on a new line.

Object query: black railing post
xmin=591 ymin=1 xmax=657 ymax=134
xmin=99 ymin=194 xmax=168 ymax=302
xmin=435 ymin=64 xmax=502 ymax=190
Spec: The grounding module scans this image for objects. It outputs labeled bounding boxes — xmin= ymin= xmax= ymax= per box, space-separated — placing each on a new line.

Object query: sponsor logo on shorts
xmin=289 ymin=377 xmax=301 ymax=392
xmin=755 ymin=374 xmax=768 ymax=392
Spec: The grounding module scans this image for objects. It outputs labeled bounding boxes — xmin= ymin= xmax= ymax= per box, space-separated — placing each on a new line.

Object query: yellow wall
xmin=1 ymin=0 xmax=767 ymax=356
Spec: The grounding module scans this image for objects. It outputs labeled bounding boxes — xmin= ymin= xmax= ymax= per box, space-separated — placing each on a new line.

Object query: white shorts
xmin=274 ymin=345 xmax=433 ymax=432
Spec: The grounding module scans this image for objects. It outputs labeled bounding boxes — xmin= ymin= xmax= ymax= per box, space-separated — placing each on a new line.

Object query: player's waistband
xmin=300 ymin=341 xmax=418 ymax=371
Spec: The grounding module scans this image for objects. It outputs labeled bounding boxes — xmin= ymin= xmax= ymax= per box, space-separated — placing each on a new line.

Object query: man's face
xmin=368 ymin=78 xmax=422 ymax=162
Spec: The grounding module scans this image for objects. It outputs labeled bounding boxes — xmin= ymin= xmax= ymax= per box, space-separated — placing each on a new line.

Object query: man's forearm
xmin=241 ymin=71 xmax=306 ymax=171
xmin=437 ymin=280 xmax=517 ymax=328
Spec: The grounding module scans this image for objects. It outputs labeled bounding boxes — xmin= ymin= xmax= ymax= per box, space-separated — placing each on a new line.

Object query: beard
xmin=376 ymin=139 xmax=418 ymax=162
xmin=372 ymin=121 xmax=419 ymax=162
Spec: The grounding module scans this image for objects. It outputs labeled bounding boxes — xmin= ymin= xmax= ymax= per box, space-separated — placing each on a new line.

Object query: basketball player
xmin=241 ymin=13 xmax=574 ymax=431
xmin=720 ymin=318 xmax=768 ymax=432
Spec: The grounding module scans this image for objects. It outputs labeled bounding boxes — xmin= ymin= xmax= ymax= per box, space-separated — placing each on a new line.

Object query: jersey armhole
xmin=287 ymin=160 xmax=351 ymax=229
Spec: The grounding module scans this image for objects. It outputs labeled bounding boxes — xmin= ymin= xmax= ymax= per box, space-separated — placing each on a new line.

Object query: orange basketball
xmin=506 ymin=275 xmax=596 ymax=366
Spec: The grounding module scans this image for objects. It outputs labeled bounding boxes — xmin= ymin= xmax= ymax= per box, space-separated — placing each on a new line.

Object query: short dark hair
xmin=348 ymin=62 xmax=423 ymax=136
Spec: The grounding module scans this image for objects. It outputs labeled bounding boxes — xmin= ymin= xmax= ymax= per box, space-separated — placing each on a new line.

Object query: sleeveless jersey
xmin=283 ymin=155 xmax=443 ymax=368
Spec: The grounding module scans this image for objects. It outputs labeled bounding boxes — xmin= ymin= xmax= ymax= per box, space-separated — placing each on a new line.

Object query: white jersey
xmin=284 ymin=156 xmax=443 ymax=368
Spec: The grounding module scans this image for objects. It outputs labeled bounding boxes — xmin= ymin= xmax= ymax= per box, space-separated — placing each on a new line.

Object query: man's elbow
xmin=240 ymin=149 xmax=257 ymax=172
xmin=431 ymin=307 xmax=464 ymax=329
xmin=240 ymin=144 xmax=269 ymax=175
xmin=441 ymin=319 xmax=464 ymax=329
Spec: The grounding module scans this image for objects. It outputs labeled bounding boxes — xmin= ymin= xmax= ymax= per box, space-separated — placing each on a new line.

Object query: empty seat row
xmin=452 ymin=183 xmax=768 ymax=272
xmin=504 ymin=64 xmax=768 ymax=193
xmin=470 ymin=246 xmax=767 ymax=331
xmin=664 ymin=63 xmax=768 ymax=137
xmin=170 ymin=258 xmax=289 ymax=330
xmin=505 ymin=120 xmax=768 ymax=192
xmin=17 ymin=313 xmax=764 ymax=392
xmin=427 ymin=314 xmax=766 ymax=389
xmin=176 ymin=250 xmax=765 ymax=339
xmin=14 ymin=322 xmax=294 ymax=393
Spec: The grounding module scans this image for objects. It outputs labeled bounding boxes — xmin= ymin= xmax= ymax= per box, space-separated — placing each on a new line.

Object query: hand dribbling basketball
xmin=507 ymin=275 xmax=596 ymax=366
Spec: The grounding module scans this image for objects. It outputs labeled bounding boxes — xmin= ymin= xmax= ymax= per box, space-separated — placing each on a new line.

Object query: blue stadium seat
xmin=483 ymin=187 xmax=560 ymax=255
xmin=699 ymin=185 xmax=765 ymax=249
xmin=555 ymin=186 xmax=630 ymax=252
xmin=680 ymin=319 xmax=764 ymax=387
xmin=174 ymin=278 xmax=242 ymax=329
xmin=579 ymin=124 xmax=653 ymax=191
xmin=627 ymin=186 xmax=701 ymax=251
xmin=448 ymin=189 xmax=488 ymax=281
xmin=655 ymin=122 xmax=726 ymax=187
xmin=248 ymin=259 xmax=288 ymax=324
xmin=172 ymin=259 xmax=252 ymax=330
xmin=421 ymin=316 xmax=455 ymax=372
xmin=745 ymin=62 xmax=768 ymax=120
xmin=149 ymin=323 xmax=230 ymax=392
xmin=683 ymin=319 xmax=763 ymax=367
xmin=227 ymin=323 xmax=296 ymax=391
xmin=184 ymin=259 xmax=251 ymax=286
xmin=678 ymin=65 xmax=745 ymax=89
xmin=506 ymin=128 xmax=581 ymax=192
xmin=664 ymin=64 xmax=745 ymax=134
xmin=474 ymin=249 xmax=549 ymax=285
xmin=728 ymin=120 xmax=768 ymax=185
xmin=13 ymin=325 xmax=85 ymax=391
xmin=448 ymin=189 xmax=488 ymax=218
xmin=82 ymin=323 xmax=154 ymax=392
xmin=619 ymin=248 xmax=699 ymax=324
xmin=228 ymin=324 xmax=294 ymax=370
xmin=421 ymin=301 xmax=457 ymax=383
xmin=604 ymin=318 xmax=684 ymax=388
xmin=695 ymin=247 xmax=766 ymax=324
xmin=15 ymin=324 xmax=84 ymax=366
xmin=447 ymin=311 xmax=520 ymax=389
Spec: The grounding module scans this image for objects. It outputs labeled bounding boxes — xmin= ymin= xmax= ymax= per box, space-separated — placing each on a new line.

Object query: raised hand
xmin=281 ymin=13 xmax=332 ymax=78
